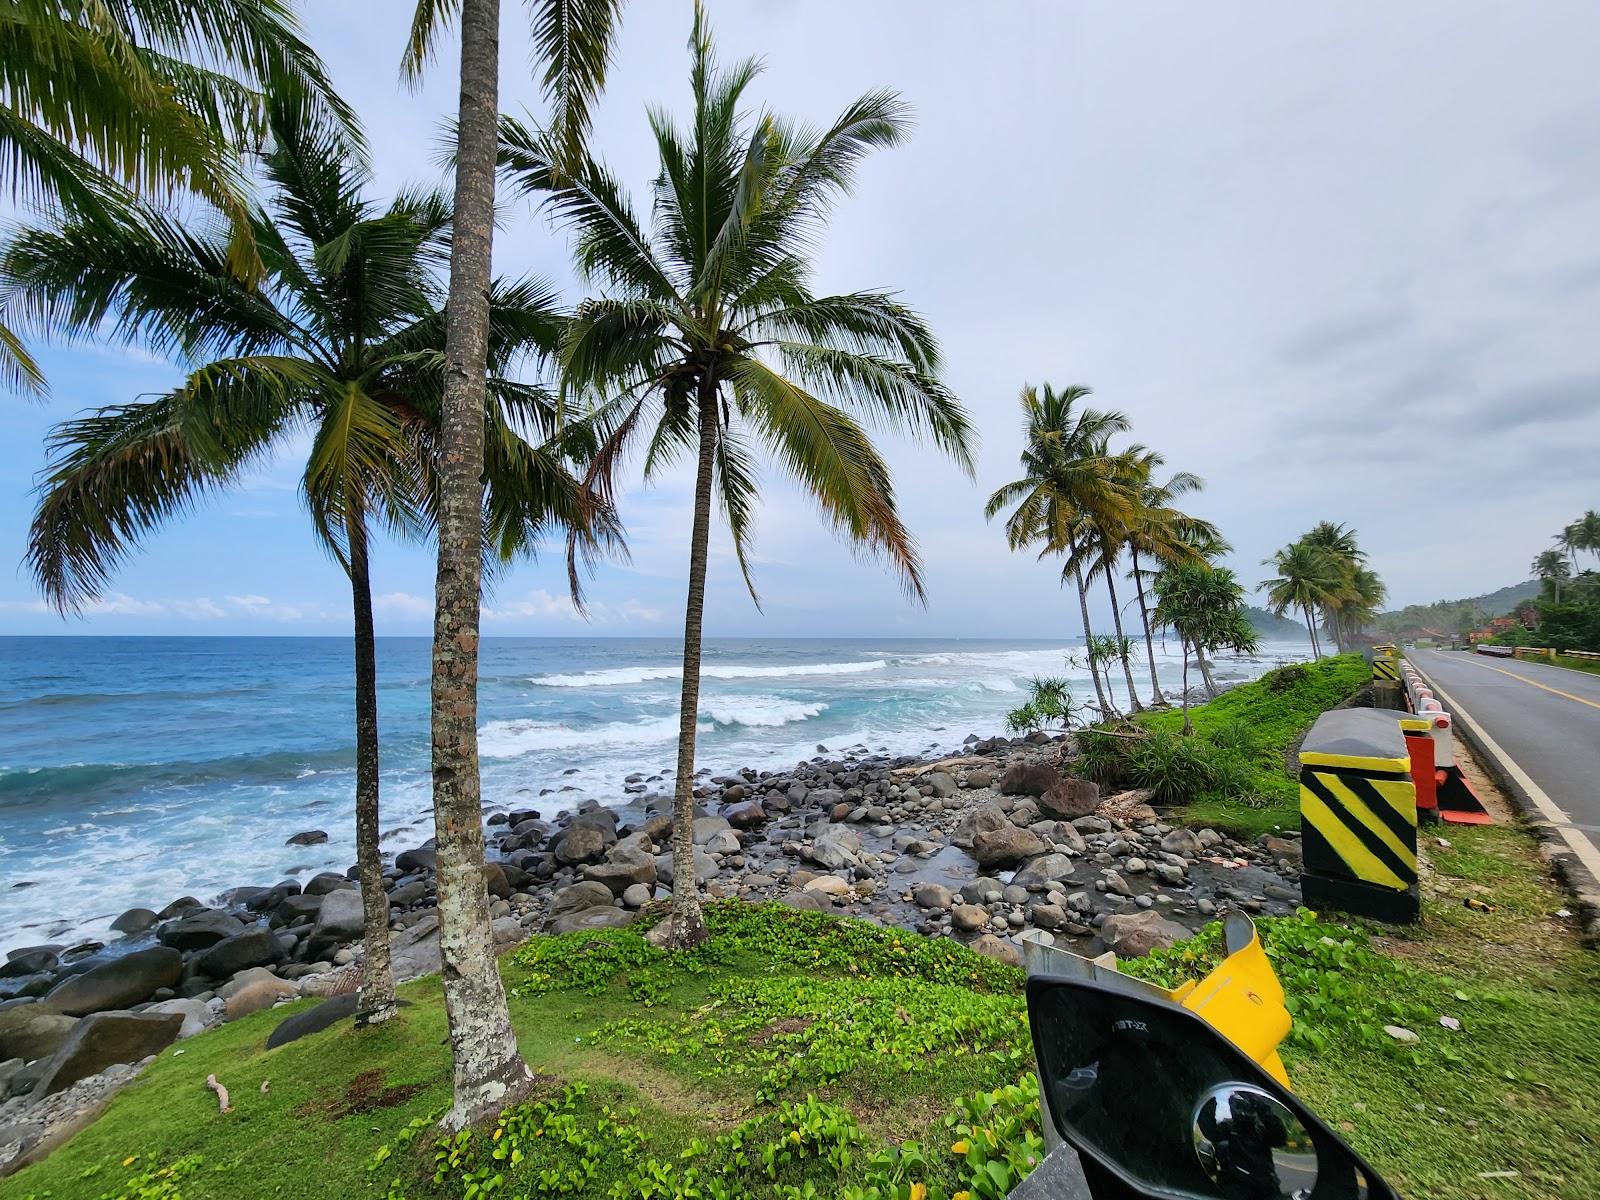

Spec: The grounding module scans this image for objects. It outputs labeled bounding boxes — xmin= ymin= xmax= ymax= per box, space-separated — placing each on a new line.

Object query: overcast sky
xmin=2 ymin=0 xmax=1596 ymax=638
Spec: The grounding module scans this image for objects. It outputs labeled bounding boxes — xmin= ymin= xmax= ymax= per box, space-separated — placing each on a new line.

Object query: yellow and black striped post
xmin=1298 ymin=707 xmax=1419 ymax=923
xmin=1370 ymin=644 xmax=1400 ymax=683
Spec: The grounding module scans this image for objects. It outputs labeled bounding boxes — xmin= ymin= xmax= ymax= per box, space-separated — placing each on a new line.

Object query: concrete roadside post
xmin=1298 ymin=707 xmax=1420 ymax=923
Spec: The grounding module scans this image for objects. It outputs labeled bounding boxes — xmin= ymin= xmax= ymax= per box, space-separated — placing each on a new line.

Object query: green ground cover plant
xmin=14 ymin=814 xmax=1600 ymax=1200
xmin=1072 ymin=653 xmax=1369 ymax=836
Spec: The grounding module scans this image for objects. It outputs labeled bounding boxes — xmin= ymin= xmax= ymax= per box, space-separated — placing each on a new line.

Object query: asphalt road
xmin=1408 ymin=649 xmax=1600 ymax=865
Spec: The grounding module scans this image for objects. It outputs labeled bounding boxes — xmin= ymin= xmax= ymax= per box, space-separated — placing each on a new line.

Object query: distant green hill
xmin=1375 ymin=580 xmax=1540 ymax=639
xmin=1245 ymin=605 xmax=1308 ymax=638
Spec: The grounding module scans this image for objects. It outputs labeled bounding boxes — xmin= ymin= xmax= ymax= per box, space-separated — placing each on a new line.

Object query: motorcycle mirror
xmin=1026 ymin=974 xmax=1399 ymax=1199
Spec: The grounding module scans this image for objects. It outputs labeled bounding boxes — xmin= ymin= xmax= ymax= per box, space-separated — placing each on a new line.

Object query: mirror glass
xmin=1192 ymin=1083 xmax=1319 ymax=1199
xmin=1029 ymin=979 xmax=1381 ymax=1199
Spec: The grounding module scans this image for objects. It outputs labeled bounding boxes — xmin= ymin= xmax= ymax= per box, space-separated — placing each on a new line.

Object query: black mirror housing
xmin=1026 ymin=973 xmax=1399 ymax=1199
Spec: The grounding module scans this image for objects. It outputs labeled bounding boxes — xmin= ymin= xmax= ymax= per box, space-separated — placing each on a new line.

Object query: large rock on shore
xmin=158 ymin=909 xmax=243 ymax=952
xmin=582 ymin=861 xmax=656 ymax=896
xmin=1039 ymin=777 xmax=1100 ymax=819
xmin=266 ymin=993 xmax=358 ymax=1050
xmin=999 ymin=762 xmax=1058 ymax=797
xmin=1010 ymin=853 xmax=1077 ymax=891
xmin=548 ymin=907 xmax=635 ymax=935
xmin=952 ymin=803 xmax=1010 ymax=849
xmin=802 ymin=827 xmax=861 ymax=871
xmin=0 ymin=1007 xmax=78 ymax=1062
xmin=31 ymin=1011 xmax=182 ymax=1097
xmin=549 ymin=881 xmax=614 ymax=918
xmin=109 ymin=908 xmax=159 ymax=936
xmin=1099 ymin=910 xmax=1189 ymax=958
xmin=304 ymin=889 xmax=373 ymax=960
xmin=39 ymin=947 xmax=183 ymax=1017
xmin=971 ymin=825 xmax=1047 ymax=869
xmin=196 ymin=929 xmax=280 ymax=979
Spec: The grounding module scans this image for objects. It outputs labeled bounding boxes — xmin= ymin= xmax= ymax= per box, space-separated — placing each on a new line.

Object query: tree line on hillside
xmin=983 ymin=384 xmax=1384 ymax=735
xmin=1500 ymin=510 xmax=1600 ymax=651
xmin=1 ymin=0 xmax=1391 ymax=1132
xmin=1 ymin=0 xmax=974 ymax=1127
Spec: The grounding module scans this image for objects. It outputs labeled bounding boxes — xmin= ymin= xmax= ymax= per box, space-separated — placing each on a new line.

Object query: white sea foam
xmin=700 ymin=698 xmax=827 ymax=727
xmin=532 ymin=659 xmax=887 ymax=688
xmin=478 ymin=716 xmax=681 ymax=758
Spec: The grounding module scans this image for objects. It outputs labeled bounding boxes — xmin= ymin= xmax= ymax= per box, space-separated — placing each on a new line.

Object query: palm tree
xmin=1259 ymin=540 xmax=1345 ymax=658
xmin=1153 ymin=563 xmax=1259 ymax=735
xmin=1533 ymin=549 xmax=1572 ymax=603
xmin=1070 ymin=487 xmax=1143 ymax=712
xmin=1561 ymin=511 xmax=1600 ymax=570
xmin=1300 ymin=521 xmax=1364 ymax=652
xmin=501 ymin=5 xmax=974 ymax=948
xmin=1119 ymin=450 xmax=1206 ymax=707
xmin=4 ymin=103 xmax=597 ymax=1032
xmin=402 ymin=0 xmax=622 ymax=1129
xmin=1 ymin=0 xmax=352 ymax=392
xmin=987 ymin=385 xmax=1132 ymax=719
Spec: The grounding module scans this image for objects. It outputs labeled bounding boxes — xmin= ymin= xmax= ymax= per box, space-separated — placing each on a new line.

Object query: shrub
xmin=1125 ymin=729 xmax=1217 ymax=804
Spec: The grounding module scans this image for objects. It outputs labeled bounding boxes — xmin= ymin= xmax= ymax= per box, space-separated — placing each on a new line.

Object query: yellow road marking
xmin=1447 ymin=655 xmax=1600 ymax=711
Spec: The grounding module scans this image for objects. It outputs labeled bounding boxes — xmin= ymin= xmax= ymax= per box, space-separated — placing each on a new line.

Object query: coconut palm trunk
xmin=1072 ymin=555 xmax=1113 ymax=717
xmin=1130 ymin=549 xmax=1167 ymax=705
xmin=431 ymin=0 xmax=533 ymax=1130
xmin=667 ymin=378 xmax=719 ymax=950
xmin=1103 ymin=568 xmax=1142 ymax=711
xmin=1303 ymin=606 xmax=1322 ymax=659
xmin=1196 ymin=650 xmax=1219 ymax=698
xmin=1179 ymin=638 xmax=1194 ymax=736
xmin=349 ymin=512 xmax=397 ymax=1026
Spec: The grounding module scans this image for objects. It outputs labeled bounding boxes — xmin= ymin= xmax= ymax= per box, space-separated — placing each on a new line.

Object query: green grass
xmin=1550 ymin=652 xmax=1600 ymax=678
xmin=13 ymin=808 xmax=1600 ymax=1200
xmin=1106 ymin=653 xmax=1368 ymax=836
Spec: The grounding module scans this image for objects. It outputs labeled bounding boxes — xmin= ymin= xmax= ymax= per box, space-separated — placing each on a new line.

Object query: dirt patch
xmin=750 ymin=1016 xmax=815 ymax=1045
xmin=294 ymin=1069 xmax=428 ymax=1120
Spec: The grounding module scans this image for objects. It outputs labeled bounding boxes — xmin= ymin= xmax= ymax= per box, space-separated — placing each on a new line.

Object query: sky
xmin=2 ymin=0 xmax=1597 ymax=638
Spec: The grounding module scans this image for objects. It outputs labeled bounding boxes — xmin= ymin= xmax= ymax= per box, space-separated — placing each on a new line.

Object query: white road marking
xmin=1412 ymin=655 xmax=1600 ymax=882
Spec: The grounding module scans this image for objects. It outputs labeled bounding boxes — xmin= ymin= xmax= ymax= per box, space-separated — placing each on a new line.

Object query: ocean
xmin=0 ymin=635 xmax=1310 ymax=954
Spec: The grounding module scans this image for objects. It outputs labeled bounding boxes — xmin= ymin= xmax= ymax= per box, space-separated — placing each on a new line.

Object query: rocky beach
xmin=0 ymin=720 xmax=1305 ymax=1172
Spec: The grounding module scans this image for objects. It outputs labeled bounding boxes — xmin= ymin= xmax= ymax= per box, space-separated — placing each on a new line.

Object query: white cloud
xmin=374 ymin=590 xmax=435 ymax=618
xmin=483 ymin=589 xmax=663 ymax=626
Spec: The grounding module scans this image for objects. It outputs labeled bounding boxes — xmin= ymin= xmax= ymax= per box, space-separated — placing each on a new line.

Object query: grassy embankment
xmin=1076 ymin=653 xmax=1369 ymax=838
xmin=15 ymin=661 xmax=1600 ymax=1200
xmin=1549 ymin=652 xmax=1600 ymax=679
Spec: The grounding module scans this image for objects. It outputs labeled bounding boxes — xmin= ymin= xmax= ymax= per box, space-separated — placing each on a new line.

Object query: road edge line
xmin=1409 ymin=654 xmax=1600 ymax=944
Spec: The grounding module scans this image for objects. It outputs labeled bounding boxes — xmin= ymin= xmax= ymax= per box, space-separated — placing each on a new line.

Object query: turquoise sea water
xmin=0 ymin=635 xmax=1308 ymax=952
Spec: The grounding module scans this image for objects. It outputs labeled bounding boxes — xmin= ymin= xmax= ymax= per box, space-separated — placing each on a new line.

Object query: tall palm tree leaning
xmin=1 ymin=102 xmax=596 ymax=1030
xmin=402 ymin=0 xmax=623 ymax=1127
xmin=500 ymin=3 xmax=974 ymax=948
xmin=1561 ymin=510 xmax=1600 ymax=571
xmin=1259 ymin=539 xmax=1343 ymax=658
xmin=985 ymin=384 xmax=1132 ymax=718
xmin=1532 ymin=549 xmax=1571 ymax=603
xmin=0 ymin=0 xmax=353 ymax=392
xmin=1299 ymin=521 xmax=1364 ymax=652
xmin=1121 ymin=449 xmax=1210 ymax=706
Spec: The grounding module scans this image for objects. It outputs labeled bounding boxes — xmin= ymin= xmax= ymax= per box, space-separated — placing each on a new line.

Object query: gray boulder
xmin=0 ymin=1007 xmax=78 ymax=1062
xmin=555 ymin=826 xmax=607 ymax=865
xmin=998 ymin=761 xmax=1059 ymax=797
xmin=286 ymin=830 xmax=328 ymax=846
xmin=196 ymin=929 xmax=280 ymax=979
xmin=1099 ymin=910 xmax=1190 ymax=958
xmin=0 ymin=949 xmax=57 ymax=979
xmin=952 ymin=802 xmax=1011 ymax=849
xmin=912 ymin=882 xmax=954 ymax=910
xmin=723 ymin=800 xmax=767 ymax=829
xmin=157 ymin=909 xmax=243 ymax=951
xmin=951 ymin=904 xmax=990 ymax=932
xmin=109 ymin=908 xmax=159 ymax=936
xmin=31 ymin=1010 xmax=183 ymax=1097
xmin=549 ymin=881 xmax=614 ymax=918
xmin=1160 ymin=828 xmax=1204 ymax=858
xmin=144 ymin=997 xmax=213 ymax=1038
xmin=1010 ymin=853 xmax=1077 ymax=891
xmin=39 ymin=947 xmax=183 ymax=1017
xmin=803 ymin=827 xmax=861 ymax=871
xmin=303 ymin=872 xmax=354 ymax=897
xmin=691 ymin=815 xmax=732 ymax=845
xmin=1039 ymin=777 xmax=1101 ymax=819
xmin=304 ymin=889 xmax=372 ymax=959
xmin=274 ymin=893 xmax=324 ymax=925
xmin=926 ymin=771 xmax=958 ymax=799
xmin=395 ymin=846 xmax=438 ymax=873
xmin=971 ymin=825 xmax=1048 ymax=869
xmin=582 ymin=860 xmax=656 ymax=896
xmin=547 ymin=907 xmax=636 ymax=935
xmin=655 ymin=848 xmax=719 ymax=886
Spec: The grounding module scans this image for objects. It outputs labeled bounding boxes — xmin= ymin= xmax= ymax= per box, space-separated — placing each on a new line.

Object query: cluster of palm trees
xmin=1533 ymin=510 xmax=1600 ymax=602
xmin=984 ymin=384 xmax=1251 ymax=720
xmin=3 ymin=1 xmax=972 ymax=1128
xmin=1258 ymin=523 xmax=1386 ymax=657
